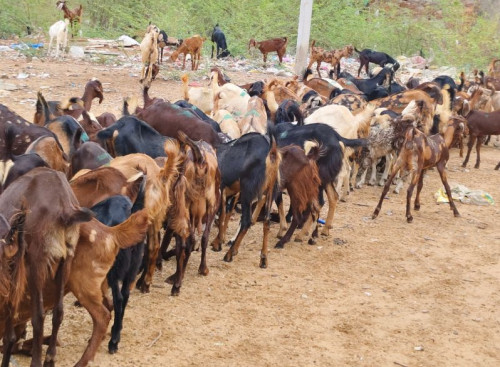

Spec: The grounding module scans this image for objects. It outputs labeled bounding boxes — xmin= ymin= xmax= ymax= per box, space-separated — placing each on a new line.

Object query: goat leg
xmin=474 ymin=135 xmax=484 ymax=169
xmin=320 ymin=183 xmax=338 ymax=237
xmin=373 ymin=166 xmax=401 ymax=219
xmin=28 ymin=263 xmax=45 ymax=367
xmin=406 ymin=171 xmax=420 ymax=223
xmin=462 ymin=135 xmax=476 ymax=167
xmin=437 ymin=162 xmax=460 ymax=217
xmin=199 ymin=211 xmax=216 ymax=276
xmin=259 ymin=191 xmax=274 ymax=268
xmin=44 ymin=257 xmax=72 ymax=367
xmin=73 ymin=297 xmax=111 ymax=367
xmin=414 ymin=170 xmax=425 ymax=211
xmin=1 ymin=308 xmax=16 ymax=367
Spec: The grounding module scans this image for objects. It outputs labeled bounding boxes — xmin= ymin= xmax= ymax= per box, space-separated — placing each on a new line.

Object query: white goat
xmin=305 ymin=103 xmax=375 ymax=200
xmin=48 ymin=19 xmax=69 ymax=58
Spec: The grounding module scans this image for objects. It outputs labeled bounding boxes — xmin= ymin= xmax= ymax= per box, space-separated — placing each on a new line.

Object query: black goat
xmin=90 ymin=183 xmax=146 ymax=354
xmin=275 ymin=100 xmax=304 ymax=125
xmin=158 ymin=30 xmax=168 ymax=63
xmin=97 ymin=116 xmax=167 ymax=158
xmin=211 ymin=24 xmax=230 ymax=59
xmin=211 ymin=132 xmax=280 ymax=268
xmin=341 ymin=67 xmax=393 ymax=98
xmin=432 ymin=75 xmax=457 ymax=110
xmin=355 ymin=48 xmax=400 ymax=77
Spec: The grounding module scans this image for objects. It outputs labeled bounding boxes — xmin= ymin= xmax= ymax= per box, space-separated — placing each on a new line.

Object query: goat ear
xmin=462 ymin=101 xmax=471 ymax=117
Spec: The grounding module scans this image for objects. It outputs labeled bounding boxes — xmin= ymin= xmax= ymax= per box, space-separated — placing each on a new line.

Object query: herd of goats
xmin=1 ymin=6 xmax=500 ymax=366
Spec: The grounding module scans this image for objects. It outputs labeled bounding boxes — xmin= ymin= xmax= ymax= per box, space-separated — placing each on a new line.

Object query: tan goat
xmin=140 ymin=24 xmax=160 ymax=87
xmin=171 ymin=35 xmax=205 ymax=71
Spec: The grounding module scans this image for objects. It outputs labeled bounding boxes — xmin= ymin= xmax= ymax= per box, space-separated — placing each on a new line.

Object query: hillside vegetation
xmin=1 ymin=0 xmax=499 ymax=70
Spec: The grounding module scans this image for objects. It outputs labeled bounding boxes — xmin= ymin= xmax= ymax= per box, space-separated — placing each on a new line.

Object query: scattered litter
xmin=385 ymin=210 xmax=393 ymax=216
xmin=16 ymin=73 xmax=29 ymax=79
xmin=0 ymin=81 xmax=21 ymax=91
xmin=414 ymin=346 xmax=424 ymax=351
xmin=435 ymin=184 xmax=494 ymax=206
xmin=317 ymin=218 xmax=325 ymax=224
xmin=364 ymin=292 xmax=372 ymax=297
xmin=301 ymin=294 xmax=308 ymax=299
xmin=117 ymin=35 xmax=140 ymax=47
xmin=69 ymin=46 xmax=85 ymax=58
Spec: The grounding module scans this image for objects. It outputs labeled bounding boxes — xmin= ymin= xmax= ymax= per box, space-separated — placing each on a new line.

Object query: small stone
xmin=301 ymin=294 xmax=308 ymax=299
xmin=364 ymin=292 xmax=372 ymax=297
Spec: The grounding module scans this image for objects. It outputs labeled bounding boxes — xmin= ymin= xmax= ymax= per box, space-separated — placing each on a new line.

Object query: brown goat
xmin=70 ymin=166 xmax=143 ymax=208
xmin=0 ymin=167 xmax=93 ymax=367
xmin=249 ymin=37 xmax=288 ymax=64
xmin=170 ymin=35 xmax=205 ymax=71
xmin=135 ymin=94 xmax=221 ymax=147
xmin=162 ymin=132 xmax=220 ymax=295
xmin=373 ymin=116 xmax=465 ymax=223
xmin=0 ymin=210 xmax=149 ymax=367
xmin=33 ymin=79 xmax=103 ymax=124
xmin=461 ymin=88 xmax=500 ymax=168
xmin=25 ymin=135 xmax=70 ymax=176
xmin=110 ymin=144 xmax=182 ymax=293
xmin=308 ymin=41 xmax=354 ymax=78
xmin=56 ymin=0 xmax=83 ymax=37
xmin=274 ymin=143 xmax=321 ymax=248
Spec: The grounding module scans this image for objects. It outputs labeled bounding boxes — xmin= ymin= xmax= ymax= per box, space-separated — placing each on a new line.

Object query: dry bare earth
xmin=1 ymin=54 xmax=499 ymax=367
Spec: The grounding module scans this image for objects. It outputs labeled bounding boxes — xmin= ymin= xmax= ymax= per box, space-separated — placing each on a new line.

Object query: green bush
xmin=0 ymin=0 xmax=498 ymax=70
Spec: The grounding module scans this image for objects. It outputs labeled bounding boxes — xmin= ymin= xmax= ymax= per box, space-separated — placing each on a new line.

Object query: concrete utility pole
xmin=294 ymin=0 xmax=313 ymax=79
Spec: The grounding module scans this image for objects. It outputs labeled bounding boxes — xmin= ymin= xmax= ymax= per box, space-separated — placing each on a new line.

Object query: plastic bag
xmin=435 ymin=184 xmax=494 ymax=206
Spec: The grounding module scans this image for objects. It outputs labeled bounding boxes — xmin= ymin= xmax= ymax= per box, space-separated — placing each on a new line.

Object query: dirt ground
xmin=1 ymin=50 xmax=499 ymax=367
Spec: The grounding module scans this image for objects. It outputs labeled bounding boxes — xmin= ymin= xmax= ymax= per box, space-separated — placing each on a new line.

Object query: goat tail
xmin=283 ymin=37 xmax=288 ymax=45
xmin=304 ymin=140 xmax=323 ymax=162
xmin=112 ymin=209 xmax=149 ymax=249
xmin=177 ymin=131 xmax=204 ymax=164
xmin=265 ymin=134 xmax=281 ymax=193
xmin=181 ymin=74 xmax=189 ymax=101
xmin=354 ymin=47 xmax=362 ymax=53
xmin=1 ymin=207 xmax=28 ymax=311
xmin=162 ymin=138 xmax=182 ymax=187
xmin=339 ymin=135 xmax=367 ymax=149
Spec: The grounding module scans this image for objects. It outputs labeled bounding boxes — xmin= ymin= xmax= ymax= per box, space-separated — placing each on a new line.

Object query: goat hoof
xmin=275 ymin=242 xmax=284 ymax=249
xmin=294 ymin=237 xmax=303 ymax=243
xmin=454 ymin=211 xmax=461 ymax=217
xmin=368 ymin=181 xmax=375 ymax=186
xmin=171 ymin=286 xmax=180 ymax=296
xmin=308 ymin=238 xmax=316 ymax=245
xmin=198 ymin=267 xmax=209 ymax=276
xmin=74 ymin=300 xmax=82 ymax=307
xmin=223 ymin=252 xmax=233 ymax=262
xmin=474 ymin=164 xmax=480 ymax=169
xmin=414 ymin=204 xmax=420 ymax=211
xmin=259 ymin=256 xmax=268 ymax=269
xmin=210 ymin=241 xmax=221 ymax=252
xmin=276 ymin=233 xmax=283 ymax=239
xmin=226 ymin=240 xmax=234 ymax=247
xmin=407 ymin=216 xmax=413 ymax=223
xmin=165 ymin=274 xmax=175 ymax=285
xmin=108 ymin=340 xmax=118 ymax=354
xmin=43 ymin=360 xmax=55 ymax=367
xmin=138 ymin=283 xmax=150 ymax=294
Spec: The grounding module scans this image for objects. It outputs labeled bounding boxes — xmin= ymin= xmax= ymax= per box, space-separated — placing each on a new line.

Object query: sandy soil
xmin=1 ymin=50 xmax=499 ymax=367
